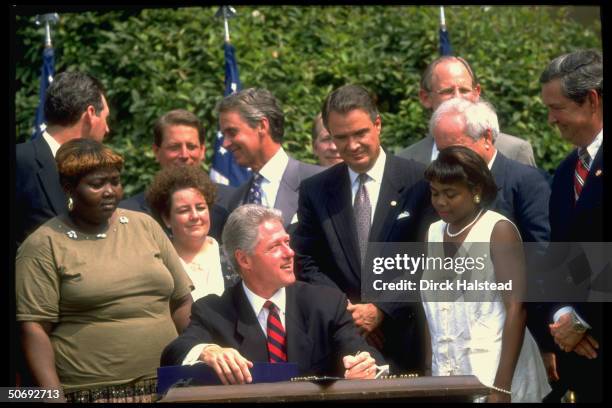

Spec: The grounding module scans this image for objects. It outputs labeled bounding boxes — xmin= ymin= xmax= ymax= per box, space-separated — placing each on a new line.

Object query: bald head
xmin=419 ymin=57 xmax=481 ymax=112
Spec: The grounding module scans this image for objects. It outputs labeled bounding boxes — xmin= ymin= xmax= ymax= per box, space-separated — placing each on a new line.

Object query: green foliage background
xmin=14 ymin=6 xmax=601 ymax=197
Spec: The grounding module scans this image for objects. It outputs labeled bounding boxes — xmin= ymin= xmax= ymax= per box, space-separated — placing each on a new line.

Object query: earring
xmin=473 ymin=195 xmax=481 ymax=204
xmin=67 ymin=196 xmax=74 ymax=211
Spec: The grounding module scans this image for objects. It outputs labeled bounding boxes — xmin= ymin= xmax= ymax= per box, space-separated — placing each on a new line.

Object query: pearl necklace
xmin=445 ymin=209 xmax=484 ymax=238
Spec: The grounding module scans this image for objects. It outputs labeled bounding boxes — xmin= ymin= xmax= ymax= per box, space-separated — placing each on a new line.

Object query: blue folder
xmin=157 ymin=362 xmax=299 ymax=395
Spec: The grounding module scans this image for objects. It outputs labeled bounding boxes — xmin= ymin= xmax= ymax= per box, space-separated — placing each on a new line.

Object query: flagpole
xmin=35 ymin=13 xmax=59 ymax=48
xmin=439 ymin=6 xmax=446 ymax=30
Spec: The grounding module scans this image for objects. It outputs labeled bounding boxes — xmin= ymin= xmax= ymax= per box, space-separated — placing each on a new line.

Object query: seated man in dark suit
xmin=292 ymin=84 xmax=434 ymax=374
xmin=217 ymin=88 xmax=323 ymax=230
xmin=161 ymin=204 xmax=385 ymax=384
xmin=119 ymin=109 xmax=233 ymax=241
xmin=539 ymin=49 xmax=603 ymax=403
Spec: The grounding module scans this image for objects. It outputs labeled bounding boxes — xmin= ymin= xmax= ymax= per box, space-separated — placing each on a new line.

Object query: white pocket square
xmin=396 ymin=210 xmax=410 ymax=220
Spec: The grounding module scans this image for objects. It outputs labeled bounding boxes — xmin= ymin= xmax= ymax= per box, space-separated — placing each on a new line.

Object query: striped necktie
xmin=574 ymin=148 xmax=591 ymax=202
xmin=264 ymin=300 xmax=287 ymax=363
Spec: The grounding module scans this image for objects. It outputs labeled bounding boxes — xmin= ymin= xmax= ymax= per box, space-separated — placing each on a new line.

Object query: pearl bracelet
xmin=490 ymin=385 xmax=512 ymax=395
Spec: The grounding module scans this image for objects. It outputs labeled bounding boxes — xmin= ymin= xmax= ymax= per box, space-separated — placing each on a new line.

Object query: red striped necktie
xmin=574 ymin=148 xmax=591 ymax=202
xmin=264 ymin=300 xmax=287 ymax=363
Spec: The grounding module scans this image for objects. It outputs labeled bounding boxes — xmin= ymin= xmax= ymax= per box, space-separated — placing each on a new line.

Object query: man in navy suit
xmin=119 ymin=109 xmax=232 ymax=241
xmin=539 ymin=49 xmax=603 ymax=402
xmin=15 ymin=71 xmax=110 ymax=248
xmin=161 ymin=205 xmax=384 ymax=383
xmin=292 ymin=85 xmax=433 ymax=373
xmin=14 ymin=71 xmax=109 ymax=388
xmin=217 ymin=88 xmax=322 ymax=230
xmin=429 ymin=98 xmax=551 ymax=244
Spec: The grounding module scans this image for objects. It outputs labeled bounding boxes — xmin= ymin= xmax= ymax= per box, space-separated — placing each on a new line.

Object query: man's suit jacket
xmin=490 ymin=152 xmax=551 ymax=243
xmin=397 ymin=132 xmax=536 ymax=167
xmin=15 ymin=137 xmax=67 ymax=247
xmin=160 ymin=281 xmax=384 ymax=376
xmin=543 ymin=147 xmax=604 ymax=401
xmin=226 ymin=156 xmax=322 ymax=228
xmin=119 ymin=182 xmax=234 ymax=242
xmin=291 ymin=154 xmax=434 ymax=372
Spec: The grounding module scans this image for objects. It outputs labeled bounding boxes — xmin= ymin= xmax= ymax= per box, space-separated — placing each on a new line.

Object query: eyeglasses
xmin=433 ymin=86 xmax=475 ymax=96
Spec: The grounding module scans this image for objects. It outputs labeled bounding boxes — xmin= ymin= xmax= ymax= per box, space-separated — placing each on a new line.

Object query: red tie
xmin=264 ymin=300 xmax=287 ymax=363
xmin=574 ymin=148 xmax=591 ymax=202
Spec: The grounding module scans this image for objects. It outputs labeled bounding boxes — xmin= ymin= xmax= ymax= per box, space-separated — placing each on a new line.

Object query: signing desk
xmin=159 ymin=375 xmax=489 ymax=403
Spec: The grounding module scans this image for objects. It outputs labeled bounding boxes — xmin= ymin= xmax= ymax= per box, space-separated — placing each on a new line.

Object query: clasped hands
xmin=549 ymin=312 xmax=598 ymax=359
xmin=200 ymin=345 xmax=378 ymax=385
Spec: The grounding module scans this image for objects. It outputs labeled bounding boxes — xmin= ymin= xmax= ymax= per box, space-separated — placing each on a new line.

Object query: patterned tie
xmin=574 ymin=148 xmax=591 ymax=202
xmin=264 ymin=300 xmax=287 ymax=363
xmin=246 ymin=173 xmax=264 ymax=205
xmin=354 ymin=173 xmax=371 ymax=265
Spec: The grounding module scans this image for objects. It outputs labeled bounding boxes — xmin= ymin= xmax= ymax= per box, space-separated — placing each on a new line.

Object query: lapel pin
xmin=390 ymin=200 xmax=397 ymax=207
xmin=595 ymin=169 xmax=602 ymax=177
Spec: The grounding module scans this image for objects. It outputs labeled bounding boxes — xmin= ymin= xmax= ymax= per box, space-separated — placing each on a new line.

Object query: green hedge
xmin=14 ymin=6 xmax=601 ymax=196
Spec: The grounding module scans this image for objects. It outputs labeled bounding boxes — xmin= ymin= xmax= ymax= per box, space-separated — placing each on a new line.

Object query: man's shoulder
xmin=299 ymin=161 xmax=345 ymax=190
xmin=291 ymin=281 xmax=345 ymax=304
xmin=495 ymin=132 xmax=536 ymax=166
xmin=396 ymin=136 xmax=433 ymax=162
xmin=119 ymin=191 xmax=149 ymax=213
xmin=288 ymin=157 xmax=324 ymax=178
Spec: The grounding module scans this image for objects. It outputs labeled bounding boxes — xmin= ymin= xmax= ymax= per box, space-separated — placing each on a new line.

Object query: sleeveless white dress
xmin=422 ymin=210 xmax=551 ymax=402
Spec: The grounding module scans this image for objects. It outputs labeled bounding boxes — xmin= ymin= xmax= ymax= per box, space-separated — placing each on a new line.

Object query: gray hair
xmin=429 ymin=98 xmax=499 ymax=143
xmin=222 ymin=204 xmax=284 ymax=275
xmin=321 ymin=84 xmax=379 ymax=130
xmin=216 ymin=88 xmax=285 ymax=143
xmin=539 ymin=49 xmax=602 ymax=105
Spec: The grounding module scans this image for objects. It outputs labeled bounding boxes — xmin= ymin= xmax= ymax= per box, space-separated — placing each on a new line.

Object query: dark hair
xmin=153 ymin=109 xmax=205 ymax=146
xmin=421 ymin=56 xmax=479 ymax=92
xmin=424 ymin=145 xmax=497 ymax=207
xmin=44 ymin=71 xmax=107 ymax=127
xmin=310 ymin=112 xmax=324 ymax=145
xmin=56 ymin=139 xmax=123 ymax=189
xmin=321 ymin=84 xmax=379 ymax=130
xmin=146 ymin=165 xmax=217 ymax=220
xmin=539 ymin=49 xmax=602 ymax=105
xmin=216 ymin=88 xmax=284 ymax=143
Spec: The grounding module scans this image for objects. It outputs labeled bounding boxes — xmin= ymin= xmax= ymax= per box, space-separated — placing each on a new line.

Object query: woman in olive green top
xmin=16 ymin=139 xmax=193 ymax=402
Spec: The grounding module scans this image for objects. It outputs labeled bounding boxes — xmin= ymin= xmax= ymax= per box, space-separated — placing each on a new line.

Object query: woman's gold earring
xmin=67 ymin=196 xmax=74 ymax=211
xmin=473 ymin=195 xmax=481 ymax=204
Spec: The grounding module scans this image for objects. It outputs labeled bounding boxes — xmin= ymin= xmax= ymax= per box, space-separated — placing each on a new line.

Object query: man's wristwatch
xmin=570 ymin=312 xmax=589 ymax=333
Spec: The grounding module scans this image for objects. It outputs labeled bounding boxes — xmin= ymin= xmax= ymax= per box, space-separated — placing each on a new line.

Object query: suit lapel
xmin=325 ymin=164 xmax=362 ymax=278
xmin=370 ymin=156 xmax=409 ymax=242
xmin=233 ymin=285 xmax=269 ymax=363
xmin=284 ymin=285 xmax=313 ymax=372
xmin=576 ymin=148 xmax=603 ymax=210
xmin=275 ymin=157 xmax=299 ymax=226
xmin=33 ymin=137 xmax=65 ymax=214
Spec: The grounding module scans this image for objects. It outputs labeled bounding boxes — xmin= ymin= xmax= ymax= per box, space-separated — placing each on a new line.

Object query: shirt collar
xmin=42 ymin=130 xmax=61 ymax=158
xmin=258 ymin=147 xmax=289 ymax=183
xmin=242 ymin=281 xmax=287 ymax=316
xmin=348 ymin=148 xmax=386 ymax=185
xmin=583 ymin=129 xmax=603 ymax=162
xmin=487 ymin=149 xmax=498 ymax=170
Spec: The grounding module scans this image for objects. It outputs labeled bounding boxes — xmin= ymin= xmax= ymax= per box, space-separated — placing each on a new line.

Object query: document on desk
xmin=157 ymin=362 xmax=299 ymax=395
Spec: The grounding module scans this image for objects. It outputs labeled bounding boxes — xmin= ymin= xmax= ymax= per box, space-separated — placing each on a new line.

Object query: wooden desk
xmin=159 ymin=375 xmax=490 ymax=403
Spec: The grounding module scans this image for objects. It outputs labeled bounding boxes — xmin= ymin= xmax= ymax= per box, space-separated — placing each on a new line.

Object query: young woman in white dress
xmin=147 ymin=165 xmax=228 ymax=301
xmin=422 ymin=146 xmax=551 ymax=402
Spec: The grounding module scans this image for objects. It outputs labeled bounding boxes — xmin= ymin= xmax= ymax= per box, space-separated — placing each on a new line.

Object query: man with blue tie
xmin=539 ymin=49 xmax=603 ymax=402
xmin=217 ymin=88 xmax=322 ymax=229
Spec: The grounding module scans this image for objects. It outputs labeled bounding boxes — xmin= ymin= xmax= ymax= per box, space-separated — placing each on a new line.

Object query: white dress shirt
xmin=347 ymin=149 xmax=387 ymax=224
xmin=42 ymin=130 xmax=61 ymax=157
xmin=256 ymin=147 xmax=290 ymax=209
xmin=181 ymin=283 xmax=286 ymax=365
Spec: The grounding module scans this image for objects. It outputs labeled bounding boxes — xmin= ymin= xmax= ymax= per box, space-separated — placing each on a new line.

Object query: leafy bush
xmin=14 ymin=6 xmax=601 ymax=196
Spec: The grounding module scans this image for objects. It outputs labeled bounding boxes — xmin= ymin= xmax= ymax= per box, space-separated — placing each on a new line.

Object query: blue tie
xmin=247 ymin=173 xmax=264 ymax=205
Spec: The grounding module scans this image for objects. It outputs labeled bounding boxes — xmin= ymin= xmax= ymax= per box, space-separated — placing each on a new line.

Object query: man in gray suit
xmin=218 ymin=88 xmax=322 ymax=229
xmin=397 ymin=56 xmax=536 ymax=167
